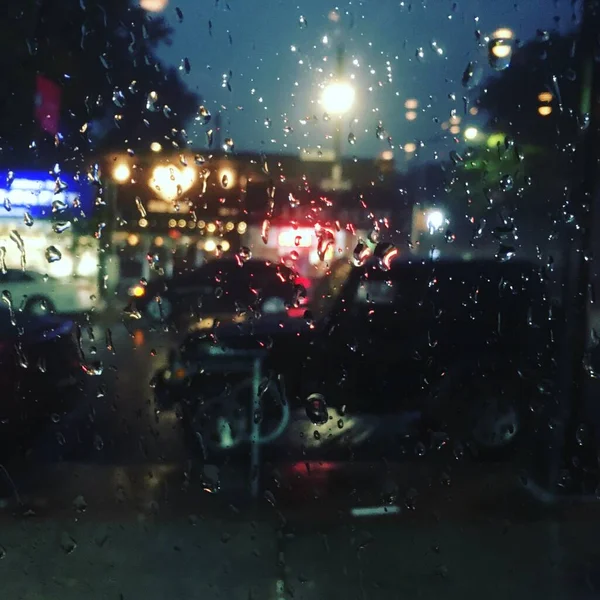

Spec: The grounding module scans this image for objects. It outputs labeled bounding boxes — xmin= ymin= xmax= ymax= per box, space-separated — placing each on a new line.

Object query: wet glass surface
xmin=1 ymin=0 xmax=600 ymax=598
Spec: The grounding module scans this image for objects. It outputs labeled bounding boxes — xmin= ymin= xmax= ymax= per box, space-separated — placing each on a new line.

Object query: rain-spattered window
xmin=0 ymin=0 xmax=599 ymax=598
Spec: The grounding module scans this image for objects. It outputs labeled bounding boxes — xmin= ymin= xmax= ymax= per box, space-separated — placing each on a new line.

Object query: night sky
xmin=152 ymin=0 xmax=576 ymax=158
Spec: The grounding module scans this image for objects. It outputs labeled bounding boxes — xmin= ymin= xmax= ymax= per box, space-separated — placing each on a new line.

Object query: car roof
xmin=362 ymin=257 xmax=542 ymax=278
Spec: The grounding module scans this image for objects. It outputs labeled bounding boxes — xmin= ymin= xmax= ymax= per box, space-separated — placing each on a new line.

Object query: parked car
xmin=154 ymin=258 xmax=557 ymax=458
xmin=128 ymin=257 xmax=307 ymax=324
xmin=0 ymin=269 xmax=100 ymax=315
xmin=0 ymin=308 xmax=83 ymax=446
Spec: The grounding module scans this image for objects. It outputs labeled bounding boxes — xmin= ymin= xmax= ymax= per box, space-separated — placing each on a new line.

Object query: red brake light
xmin=296 ymin=276 xmax=311 ymax=289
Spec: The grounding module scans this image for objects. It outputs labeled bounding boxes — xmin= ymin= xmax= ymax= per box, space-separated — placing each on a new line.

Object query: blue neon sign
xmin=0 ymin=170 xmax=93 ymax=219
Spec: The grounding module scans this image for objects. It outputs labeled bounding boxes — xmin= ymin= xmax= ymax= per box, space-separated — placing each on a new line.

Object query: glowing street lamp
xmin=464 ymin=126 xmax=479 ymax=141
xmin=490 ymin=41 xmax=511 ymax=59
xmin=139 ymin=0 xmax=168 ymax=11
xmin=492 ymin=28 xmax=514 ymax=41
xmin=112 ymin=163 xmax=131 ymax=183
xmin=321 ymin=81 xmax=355 ymax=115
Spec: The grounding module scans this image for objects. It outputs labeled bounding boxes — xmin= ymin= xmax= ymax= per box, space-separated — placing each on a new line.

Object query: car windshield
xmin=2 ymin=0 xmax=600 ymax=597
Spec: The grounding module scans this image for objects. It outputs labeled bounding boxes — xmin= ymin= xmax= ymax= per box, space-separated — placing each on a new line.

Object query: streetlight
xmin=112 ymin=163 xmax=131 ymax=183
xmin=139 ymin=0 xmax=168 ymax=11
xmin=537 ymin=92 xmax=553 ymax=116
xmin=491 ymin=27 xmax=514 ymax=40
xmin=489 ymin=27 xmax=513 ymax=71
xmin=464 ymin=126 xmax=479 ymax=141
xmin=321 ymin=81 xmax=355 ymax=115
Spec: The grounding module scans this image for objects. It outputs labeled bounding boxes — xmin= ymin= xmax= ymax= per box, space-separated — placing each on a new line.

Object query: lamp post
xmin=320 ymin=13 xmax=355 ymax=190
xmin=321 ymin=75 xmax=355 ymax=181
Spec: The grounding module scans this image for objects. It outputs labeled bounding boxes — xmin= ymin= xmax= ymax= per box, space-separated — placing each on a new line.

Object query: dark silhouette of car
xmin=0 ymin=309 xmax=82 ymax=449
xmin=155 ymin=258 xmax=557 ymax=457
xmin=128 ymin=258 xmax=306 ymax=324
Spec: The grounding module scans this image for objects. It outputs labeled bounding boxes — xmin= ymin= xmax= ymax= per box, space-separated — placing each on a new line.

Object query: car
xmin=128 ymin=257 xmax=308 ymax=324
xmin=0 ymin=308 xmax=83 ymax=449
xmin=154 ymin=258 xmax=558 ymax=459
xmin=0 ymin=269 xmax=100 ymax=315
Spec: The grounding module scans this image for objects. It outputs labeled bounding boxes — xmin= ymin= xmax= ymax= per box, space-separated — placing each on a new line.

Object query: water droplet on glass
xmin=93 ymin=434 xmax=104 ymax=451
xmin=352 ymin=241 xmax=371 ymax=266
xmin=60 ymin=532 xmax=77 ymax=554
xmin=52 ymin=199 xmax=68 ymax=213
xmin=305 ymin=393 xmax=328 ymax=425
xmin=499 ymin=174 xmax=514 ymax=192
xmin=112 ymin=88 xmax=126 ymax=107
xmin=0 ymin=247 xmax=7 ymax=274
xmin=3 ymin=198 xmax=11 ymax=212
xmin=135 ymin=197 xmax=147 ymax=218
xmin=45 ymin=246 xmax=62 ymax=263
xmin=488 ymin=39 xmax=512 ymax=71
xmin=237 ymin=247 xmax=252 ymax=263
xmin=53 ymin=221 xmax=71 ymax=234
xmin=348 ymin=132 xmax=356 ymax=145
xmin=445 ymin=229 xmax=456 ymax=243
xmin=374 ymin=242 xmax=398 ymax=271
xmin=449 ymin=150 xmax=463 ymax=166
xmin=261 ymin=219 xmax=270 ymax=244
xmin=82 ymin=361 xmax=103 ymax=376
xmin=496 ymin=244 xmax=516 ymax=262
xmin=10 ymin=231 xmax=26 ymax=270
xmin=462 ymin=61 xmax=482 ymax=89
xmin=576 ymin=424 xmax=589 ymax=446
xmin=72 ymin=495 xmax=87 ymax=513
xmin=146 ymin=91 xmax=159 ymax=112
xmin=316 ymin=228 xmax=335 ymax=261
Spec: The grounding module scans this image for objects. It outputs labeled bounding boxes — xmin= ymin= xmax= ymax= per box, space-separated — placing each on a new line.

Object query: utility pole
xmin=332 ymin=43 xmax=345 ymax=186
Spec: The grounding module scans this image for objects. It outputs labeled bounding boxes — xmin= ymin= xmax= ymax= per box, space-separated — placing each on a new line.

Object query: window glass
xmin=1 ymin=0 xmax=599 ymax=598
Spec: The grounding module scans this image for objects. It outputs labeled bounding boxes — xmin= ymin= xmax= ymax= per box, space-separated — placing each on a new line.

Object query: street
xmin=0 ymin=310 xmax=597 ymax=599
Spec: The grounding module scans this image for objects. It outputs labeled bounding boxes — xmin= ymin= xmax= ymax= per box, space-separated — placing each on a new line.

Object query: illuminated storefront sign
xmin=0 ymin=171 xmax=92 ymax=218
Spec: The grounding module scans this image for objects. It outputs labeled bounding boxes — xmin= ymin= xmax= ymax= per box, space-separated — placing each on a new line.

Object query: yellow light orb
xmin=113 ymin=163 xmax=131 ymax=183
xmin=464 ymin=126 xmax=479 ymax=141
xmin=491 ymin=43 xmax=512 ymax=59
xmin=139 ymin=0 xmax=168 ymax=12
xmin=492 ymin=28 xmax=514 ymax=40
xmin=321 ymin=81 xmax=355 ymax=115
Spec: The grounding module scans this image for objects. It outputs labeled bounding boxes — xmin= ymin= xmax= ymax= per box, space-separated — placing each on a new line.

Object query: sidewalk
xmin=0 ymin=496 xmax=599 ymax=600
